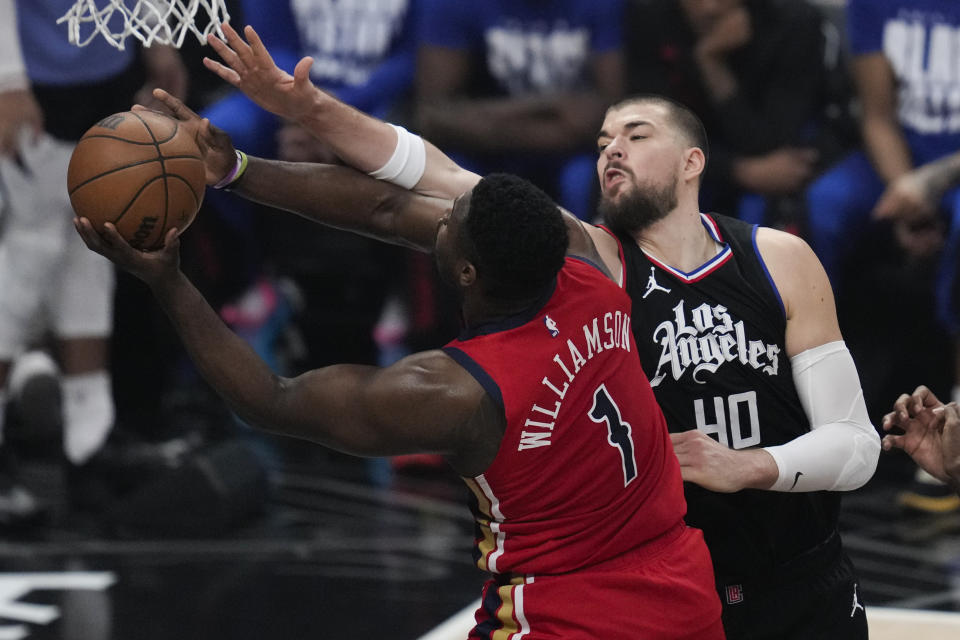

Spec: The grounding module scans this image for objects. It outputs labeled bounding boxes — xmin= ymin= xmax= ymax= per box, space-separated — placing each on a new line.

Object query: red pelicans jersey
xmin=444 ymin=257 xmax=686 ymax=577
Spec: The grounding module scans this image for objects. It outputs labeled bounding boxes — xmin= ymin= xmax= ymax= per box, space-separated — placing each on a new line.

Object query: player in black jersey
xmin=595 ymin=100 xmax=876 ymax=637
xmin=884 ymin=386 xmax=960 ymax=495
xmin=189 ymin=25 xmax=880 ymax=639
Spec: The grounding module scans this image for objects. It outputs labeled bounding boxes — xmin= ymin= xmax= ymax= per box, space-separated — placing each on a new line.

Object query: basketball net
xmin=57 ymin=0 xmax=230 ymax=50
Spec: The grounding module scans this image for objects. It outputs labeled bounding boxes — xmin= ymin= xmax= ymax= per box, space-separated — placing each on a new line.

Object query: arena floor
xmin=1 ymin=437 xmax=959 ymax=640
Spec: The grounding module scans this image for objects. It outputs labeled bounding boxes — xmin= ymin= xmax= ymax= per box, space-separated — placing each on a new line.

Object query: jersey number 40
xmin=694 ymin=390 xmax=760 ymax=449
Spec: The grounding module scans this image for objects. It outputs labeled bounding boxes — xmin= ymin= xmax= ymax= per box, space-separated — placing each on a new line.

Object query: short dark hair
xmin=462 ymin=173 xmax=568 ymax=300
xmin=608 ymin=94 xmax=709 ymax=166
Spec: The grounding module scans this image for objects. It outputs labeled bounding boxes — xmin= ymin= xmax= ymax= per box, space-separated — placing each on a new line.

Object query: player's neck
xmin=461 ymin=286 xmax=553 ymax=330
xmin=634 ymin=206 xmax=720 ymax=272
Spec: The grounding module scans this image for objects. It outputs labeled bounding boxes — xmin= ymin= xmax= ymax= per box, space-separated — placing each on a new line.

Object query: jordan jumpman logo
xmin=643 ymin=266 xmax=671 ymax=299
xmin=850 ymin=583 xmax=864 ymax=618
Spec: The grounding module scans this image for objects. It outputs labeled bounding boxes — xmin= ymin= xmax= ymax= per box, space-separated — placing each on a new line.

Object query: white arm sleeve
xmin=0 ymin=1 xmax=29 ymax=91
xmin=763 ymin=341 xmax=880 ymax=492
xmin=368 ymin=124 xmax=426 ymax=190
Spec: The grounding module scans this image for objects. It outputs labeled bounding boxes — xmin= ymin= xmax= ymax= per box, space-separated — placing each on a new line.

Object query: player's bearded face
xmin=598 ymin=171 xmax=679 ymax=236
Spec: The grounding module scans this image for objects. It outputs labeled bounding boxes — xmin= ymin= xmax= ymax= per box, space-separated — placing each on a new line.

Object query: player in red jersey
xmin=76 ymin=170 xmax=723 ymax=639
xmin=192 ymin=23 xmax=878 ymax=639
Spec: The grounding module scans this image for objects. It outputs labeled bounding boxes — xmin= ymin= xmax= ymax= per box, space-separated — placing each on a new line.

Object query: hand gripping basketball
xmin=67 ymin=109 xmax=205 ymax=251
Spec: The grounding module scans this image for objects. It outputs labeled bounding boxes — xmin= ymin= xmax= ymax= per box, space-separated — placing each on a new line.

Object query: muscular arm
xmin=150 ymin=88 xmax=622 ymax=286
xmin=231 ymin=158 xmax=450 ymax=252
xmin=203 ymin=23 xmax=479 ymax=199
xmin=155 ymin=274 xmax=498 ymax=474
xmin=760 ymin=228 xmax=842 ymax=356
xmin=678 ymin=232 xmax=878 ymax=493
xmin=234 ymin=157 xmax=625 ymax=287
xmin=755 ymin=229 xmax=880 ymax=492
xmin=75 ymin=222 xmax=503 ymax=477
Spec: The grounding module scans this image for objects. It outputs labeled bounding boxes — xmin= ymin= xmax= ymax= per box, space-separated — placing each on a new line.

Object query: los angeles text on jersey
xmin=518 ymin=311 xmax=631 ymax=451
xmin=649 ymin=300 xmax=779 ymax=387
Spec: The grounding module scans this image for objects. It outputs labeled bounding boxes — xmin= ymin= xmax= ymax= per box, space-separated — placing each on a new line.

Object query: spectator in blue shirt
xmin=414 ymin=0 xmax=625 ymax=221
xmin=805 ymin=0 xmax=960 ymax=511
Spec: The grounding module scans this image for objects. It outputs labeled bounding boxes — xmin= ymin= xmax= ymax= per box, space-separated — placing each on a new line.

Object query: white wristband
xmin=368 ymin=124 xmax=426 ymax=190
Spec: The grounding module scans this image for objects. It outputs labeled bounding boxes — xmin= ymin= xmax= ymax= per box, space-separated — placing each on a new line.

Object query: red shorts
xmin=469 ymin=525 xmax=724 ymax=639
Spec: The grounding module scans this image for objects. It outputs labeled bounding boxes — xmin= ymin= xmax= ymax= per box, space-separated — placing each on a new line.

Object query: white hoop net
xmin=57 ymin=0 xmax=230 ymax=50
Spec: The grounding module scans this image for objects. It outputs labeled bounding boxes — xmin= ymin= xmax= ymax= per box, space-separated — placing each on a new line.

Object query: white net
xmin=57 ymin=0 xmax=230 ymax=50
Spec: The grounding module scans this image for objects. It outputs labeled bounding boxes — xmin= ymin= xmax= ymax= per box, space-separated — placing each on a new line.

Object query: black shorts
xmin=716 ymin=533 xmax=868 ymax=640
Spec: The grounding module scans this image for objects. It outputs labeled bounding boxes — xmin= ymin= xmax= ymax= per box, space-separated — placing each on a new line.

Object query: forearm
xmin=765 ymin=423 xmax=879 ymax=492
xmin=296 ymin=91 xmax=398 ymax=174
xmin=861 ymin=114 xmax=913 ymax=183
xmin=295 ymin=85 xmax=475 ymax=200
xmin=228 ymin=157 xmax=443 ymax=251
xmin=919 ymin=151 xmax=960 ymax=197
xmin=149 ymin=270 xmax=392 ymax=452
xmin=766 ymin=341 xmax=880 ymax=492
xmin=735 ymin=448 xmax=780 ymax=490
xmin=150 ymin=271 xmax=288 ymax=432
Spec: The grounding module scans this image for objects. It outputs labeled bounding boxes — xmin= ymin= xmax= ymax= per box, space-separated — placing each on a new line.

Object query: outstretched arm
xmin=233 ymin=158 xmax=446 ymax=251
xmin=73 ymin=220 xmax=500 ymax=476
xmin=203 ymin=23 xmax=479 ymax=199
xmin=142 ymin=90 xmax=450 ymax=252
xmin=144 ymin=89 xmax=623 ymax=274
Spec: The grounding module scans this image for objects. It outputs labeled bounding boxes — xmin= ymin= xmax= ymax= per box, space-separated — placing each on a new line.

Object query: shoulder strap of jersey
xmin=710 ymin=213 xmax=787 ymax=321
xmin=595 ymin=224 xmax=628 ymax=289
xmin=442 ymin=346 xmax=504 ymax=411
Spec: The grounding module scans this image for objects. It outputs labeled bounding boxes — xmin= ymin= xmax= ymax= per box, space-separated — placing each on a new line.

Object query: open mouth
xmin=604 ymin=168 xmax=628 ymax=192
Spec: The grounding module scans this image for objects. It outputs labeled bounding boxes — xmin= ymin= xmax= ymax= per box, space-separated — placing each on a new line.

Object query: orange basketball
xmin=68 ymin=110 xmax=206 ymax=251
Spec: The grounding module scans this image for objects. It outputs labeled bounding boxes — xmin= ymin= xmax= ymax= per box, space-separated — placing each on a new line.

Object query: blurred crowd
xmin=2 ymin=0 xmax=960 ymax=533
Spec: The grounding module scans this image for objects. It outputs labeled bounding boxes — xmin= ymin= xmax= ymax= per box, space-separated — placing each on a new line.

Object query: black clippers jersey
xmin=614 ymin=213 xmax=840 ymax=581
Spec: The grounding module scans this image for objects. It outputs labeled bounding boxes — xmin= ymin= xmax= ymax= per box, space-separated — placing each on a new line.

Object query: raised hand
xmin=132 ymin=88 xmax=237 ymax=185
xmin=204 ymin=23 xmax=320 ymax=123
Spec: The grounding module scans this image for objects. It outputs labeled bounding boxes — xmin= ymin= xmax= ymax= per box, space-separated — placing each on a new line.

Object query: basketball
xmin=67 ymin=109 xmax=206 ymax=251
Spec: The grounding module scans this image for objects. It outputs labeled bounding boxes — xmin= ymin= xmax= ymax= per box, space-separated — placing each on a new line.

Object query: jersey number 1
xmin=589 ymin=384 xmax=637 ymax=486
